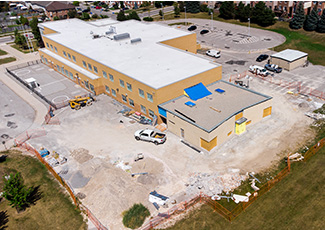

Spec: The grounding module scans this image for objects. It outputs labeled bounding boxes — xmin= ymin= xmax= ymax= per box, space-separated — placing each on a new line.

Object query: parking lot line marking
xmin=13 ymin=69 xmax=31 ymax=76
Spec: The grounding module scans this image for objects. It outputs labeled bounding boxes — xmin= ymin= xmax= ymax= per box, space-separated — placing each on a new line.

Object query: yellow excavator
xmin=69 ymin=95 xmax=95 ymax=110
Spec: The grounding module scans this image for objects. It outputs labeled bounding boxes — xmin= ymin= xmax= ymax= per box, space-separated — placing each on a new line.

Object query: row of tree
xmin=219 ymin=1 xmax=276 ymax=27
xmin=117 ymin=10 xmax=141 ymax=21
xmin=290 ymin=2 xmax=325 ymax=33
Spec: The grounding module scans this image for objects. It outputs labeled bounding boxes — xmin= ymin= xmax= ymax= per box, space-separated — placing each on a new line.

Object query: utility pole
xmin=210 ymin=8 xmax=213 ymax=31
xmin=248 ymin=17 xmax=250 ymax=37
xmin=184 ymin=6 xmax=187 ymax=26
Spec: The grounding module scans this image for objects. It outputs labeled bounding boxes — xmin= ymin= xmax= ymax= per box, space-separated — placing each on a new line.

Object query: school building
xmin=38 ymin=18 xmax=272 ymax=151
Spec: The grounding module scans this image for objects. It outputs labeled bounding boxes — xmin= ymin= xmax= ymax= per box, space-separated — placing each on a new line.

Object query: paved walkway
xmin=160 ymin=18 xmax=286 ymax=53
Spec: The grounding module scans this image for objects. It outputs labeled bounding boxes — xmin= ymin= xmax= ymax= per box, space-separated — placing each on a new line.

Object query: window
xmin=147 ymin=93 xmax=153 ymax=102
xmin=84 ymin=80 xmax=89 ymax=89
xmin=119 ymin=79 xmax=125 ymax=88
xmin=50 ymin=45 xmax=53 ymax=51
xmin=61 ymin=67 xmax=64 ymax=73
xmin=68 ymin=53 xmax=71 ymax=60
xmin=139 ymin=88 xmax=144 ymax=98
xmin=89 ymin=83 xmax=95 ymax=93
xmin=129 ymin=98 xmax=134 ymax=107
xmin=54 ymin=47 xmax=58 ymax=53
xmin=94 ymin=66 xmax=98 ymax=73
xmin=109 ymin=74 xmax=114 ymax=82
xmin=44 ymin=58 xmax=48 ymax=64
xmin=64 ymin=69 xmax=69 ymax=77
xmin=88 ymin=63 xmax=92 ymax=71
xmin=69 ymin=72 xmax=74 ymax=80
xmin=46 ymin=43 xmax=49 ymax=48
xmin=82 ymin=61 xmax=87 ymax=68
xmin=122 ymin=94 xmax=127 ymax=103
xmin=111 ymin=88 xmax=116 ymax=97
xmin=63 ymin=51 xmax=67 ymax=57
xmin=141 ymin=105 xmax=146 ymax=114
xmin=72 ymin=55 xmax=76 ymax=62
xmin=105 ymin=85 xmax=110 ymax=93
xmin=102 ymin=71 xmax=108 ymax=79
xmin=127 ymin=83 xmax=132 ymax=91
xmin=56 ymin=64 xmax=60 ymax=72
xmin=148 ymin=109 xmax=155 ymax=118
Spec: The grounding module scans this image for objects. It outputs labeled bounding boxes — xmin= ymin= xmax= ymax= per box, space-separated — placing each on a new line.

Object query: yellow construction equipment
xmin=69 ymin=95 xmax=95 ymax=110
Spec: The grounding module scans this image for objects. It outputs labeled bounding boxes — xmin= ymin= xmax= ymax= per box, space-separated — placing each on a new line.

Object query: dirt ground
xmin=27 ymin=76 xmax=321 ymax=230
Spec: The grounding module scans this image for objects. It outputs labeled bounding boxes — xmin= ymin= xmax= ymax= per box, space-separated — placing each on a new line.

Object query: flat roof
xmin=159 ymin=80 xmax=272 ymax=132
xmin=271 ymin=49 xmax=308 ymax=62
xmin=39 ymin=19 xmax=219 ymax=89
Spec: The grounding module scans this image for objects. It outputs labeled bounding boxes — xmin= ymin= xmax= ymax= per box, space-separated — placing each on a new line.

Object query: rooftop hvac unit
xmin=93 ymin=34 xmax=100 ymax=39
xmin=106 ymin=26 xmax=116 ymax=35
xmin=131 ymin=38 xmax=142 ymax=44
xmin=113 ymin=33 xmax=130 ymax=41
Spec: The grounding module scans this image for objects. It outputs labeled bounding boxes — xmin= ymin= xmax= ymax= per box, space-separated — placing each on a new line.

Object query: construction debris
xmin=305 ymin=112 xmax=325 ymax=120
xmin=134 ymin=153 xmax=144 ymax=162
xmin=149 ymin=190 xmax=169 ymax=206
xmin=287 ymin=153 xmax=304 ymax=162
xmin=186 ymin=171 xmax=247 ymax=197
xmin=249 ymin=172 xmax=261 ymax=183
xmin=232 ymin=194 xmax=249 ymax=204
xmin=250 ymin=179 xmax=260 ymax=191
xmin=115 ymin=160 xmax=132 ymax=171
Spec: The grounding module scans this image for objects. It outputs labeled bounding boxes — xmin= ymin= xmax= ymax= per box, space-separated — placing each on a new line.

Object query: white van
xmin=249 ymin=65 xmax=270 ymax=76
xmin=206 ymin=49 xmax=221 ymax=58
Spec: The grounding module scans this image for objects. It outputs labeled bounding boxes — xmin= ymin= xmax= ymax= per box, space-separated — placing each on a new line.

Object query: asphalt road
xmin=0 ymin=36 xmax=14 ymax=43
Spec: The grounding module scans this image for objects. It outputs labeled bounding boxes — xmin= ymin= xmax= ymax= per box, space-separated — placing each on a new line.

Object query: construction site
xmin=1 ymin=18 xmax=324 ymax=230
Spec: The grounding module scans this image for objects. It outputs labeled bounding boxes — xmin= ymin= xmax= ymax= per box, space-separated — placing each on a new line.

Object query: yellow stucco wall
xmin=41 ymin=26 xmax=58 ymax=35
xmin=160 ymin=33 xmax=198 ymax=54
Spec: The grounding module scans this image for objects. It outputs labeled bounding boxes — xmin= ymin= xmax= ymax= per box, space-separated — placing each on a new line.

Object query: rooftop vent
xmin=93 ymin=34 xmax=100 ymax=39
xmin=106 ymin=26 xmax=116 ymax=35
xmin=215 ymin=88 xmax=225 ymax=94
xmin=114 ymin=33 xmax=130 ymax=41
xmin=185 ymin=101 xmax=196 ymax=107
xmin=131 ymin=38 xmax=142 ymax=44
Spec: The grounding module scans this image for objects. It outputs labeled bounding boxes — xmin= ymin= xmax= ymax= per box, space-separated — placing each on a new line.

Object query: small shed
xmin=270 ymin=49 xmax=308 ymax=71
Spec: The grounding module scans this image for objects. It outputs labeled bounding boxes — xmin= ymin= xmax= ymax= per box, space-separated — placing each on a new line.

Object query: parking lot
xmin=11 ymin=64 xmax=89 ymax=107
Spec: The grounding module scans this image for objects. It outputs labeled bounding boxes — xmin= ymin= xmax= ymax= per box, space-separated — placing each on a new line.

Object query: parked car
xmin=249 ymin=65 xmax=270 ymax=76
xmin=188 ymin=25 xmax=197 ymax=31
xmin=200 ymin=29 xmax=209 ymax=35
xmin=206 ymin=49 xmax=221 ymax=58
xmin=256 ymin=54 xmax=269 ymax=62
xmin=134 ymin=129 xmax=166 ymax=145
xmin=264 ymin=64 xmax=282 ymax=73
xmin=95 ymin=6 xmax=102 ymax=9
xmin=82 ymin=8 xmax=90 ymax=13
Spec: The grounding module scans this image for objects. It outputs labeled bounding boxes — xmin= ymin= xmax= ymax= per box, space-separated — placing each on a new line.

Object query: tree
xmin=159 ymin=9 xmax=163 ymax=18
xmin=251 ymin=1 xmax=275 ymax=27
xmin=14 ymin=29 xmax=27 ymax=48
xmin=127 ymin=11 xmax=141 ymax=21
xmin=219 ymin=1 xmax=235 ymax=19
xmin=123 ymin=203 xmax=150 ymax=229
xmin=179 ymin=1 xmax=185 ymax=12
xmin=241 ymin=4 xmax=251 ymax=22
xmin=304 ymin=4 xmax=320 ymax=31
xmin=200 ymin=3 xmax=209 ymax=13
xmin=235 ymin=1 xmax=245 ymax=20
xmin=67 ymin=9 xmax=78 ymax=18
xmin=16 ymin=18 xmax=21 ymax=25
xmin=92 ymin=13 xmax=99 ymax=19
xmin=155 ymin=1 xmax=163 ymax=8
xmin=143 ymin=17 xmax=153 ymax=21
xmin=289 ymin=1 xmax=305 ymax=29
xmin=185 ymin=1 xmax=200 ymax=14
xmin=3 ymin=173 xmax=33 ymax=211
xmin=174 ymin=5 xmax=180 ymax=17
xmin=113 ymin=3 xmax=119 ymax=9
xmin=20 ymin=15 xmax=29 ymax=25
xmin=120 ymin=1 xmax=125 ymax=9
xmin=72 ymin=1 xmax=79 ymax=6
xmin=81 ymin=12 xmax=90 ymax=20
xmin=30 ymin=17 xmax=44 ymax=47
xmin=317 ymin=10 xmax=325 ymax=33
xmin=117 ymin=10 xmax=127 ymax=21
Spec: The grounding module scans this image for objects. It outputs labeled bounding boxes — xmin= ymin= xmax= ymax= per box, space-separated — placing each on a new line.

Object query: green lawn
xmin=11 ymin=40 xmax=39 ymax=53
xmin=159 ymin=12 xmax=325 ymax=66
xmin=0 ymin=49 xmax=8 ymax=56
xmin=0 ymin=57 xmax=16 ymax=65
xmin=0 ymin=150 xmax=87 ymax=230
xmin=167 ymin=145 xmax=325 ymax=230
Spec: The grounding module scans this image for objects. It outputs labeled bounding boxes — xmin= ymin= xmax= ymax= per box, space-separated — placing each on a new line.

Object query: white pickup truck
xmin=134 ymin=129 xmax=166 ymax=145
xmin=249 ymin=65 xmax=270 ymax=76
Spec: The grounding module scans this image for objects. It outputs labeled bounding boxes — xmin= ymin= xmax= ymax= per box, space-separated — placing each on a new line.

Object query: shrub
xmin=122 ymin=203 xmax=150 ymax=229
xmin=143 ymin=17 xmax=153 ymax=21
xmin=92 ymin=13 xmax=98 ymax=19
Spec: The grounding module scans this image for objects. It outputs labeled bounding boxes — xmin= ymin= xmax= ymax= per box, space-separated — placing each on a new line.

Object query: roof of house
xmin=159 ymin=80 xmax=272 ymax=132
xmin=39 ymin=19 xmax=219 ymax=89
xmin=270 ymin=49 xmax=308 ymax=62
xmin=32 ymin=1 xmax=75 ymax=11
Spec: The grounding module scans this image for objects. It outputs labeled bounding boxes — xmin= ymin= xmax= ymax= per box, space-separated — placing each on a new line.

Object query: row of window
xmin=104 ymin=85 xmax=155 ymax=117
xmin=46 ymin=42 xmax=77 ymax=63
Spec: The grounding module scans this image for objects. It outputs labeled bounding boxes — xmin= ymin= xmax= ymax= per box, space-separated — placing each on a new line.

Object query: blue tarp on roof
xmin=185 ymin=101 xmax=196 ymax=107
xmin=215 ymin=88 xmax=225 ymax=93
xmin=184 ymin=83 xmax=212 ymax=101
xmin=150 ymin=190 xmax=169 ymax=201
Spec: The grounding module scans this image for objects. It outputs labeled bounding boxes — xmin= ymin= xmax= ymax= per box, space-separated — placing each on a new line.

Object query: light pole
xmin=248 ymin=17 xmax=250 ymax=37
xmin=210 ymin=9 xmax=213 ymax=31
xmin=161 ymin=3 xmax=164 ymax=21
xmin=184 ymin=6 xmax=187 ymax=26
